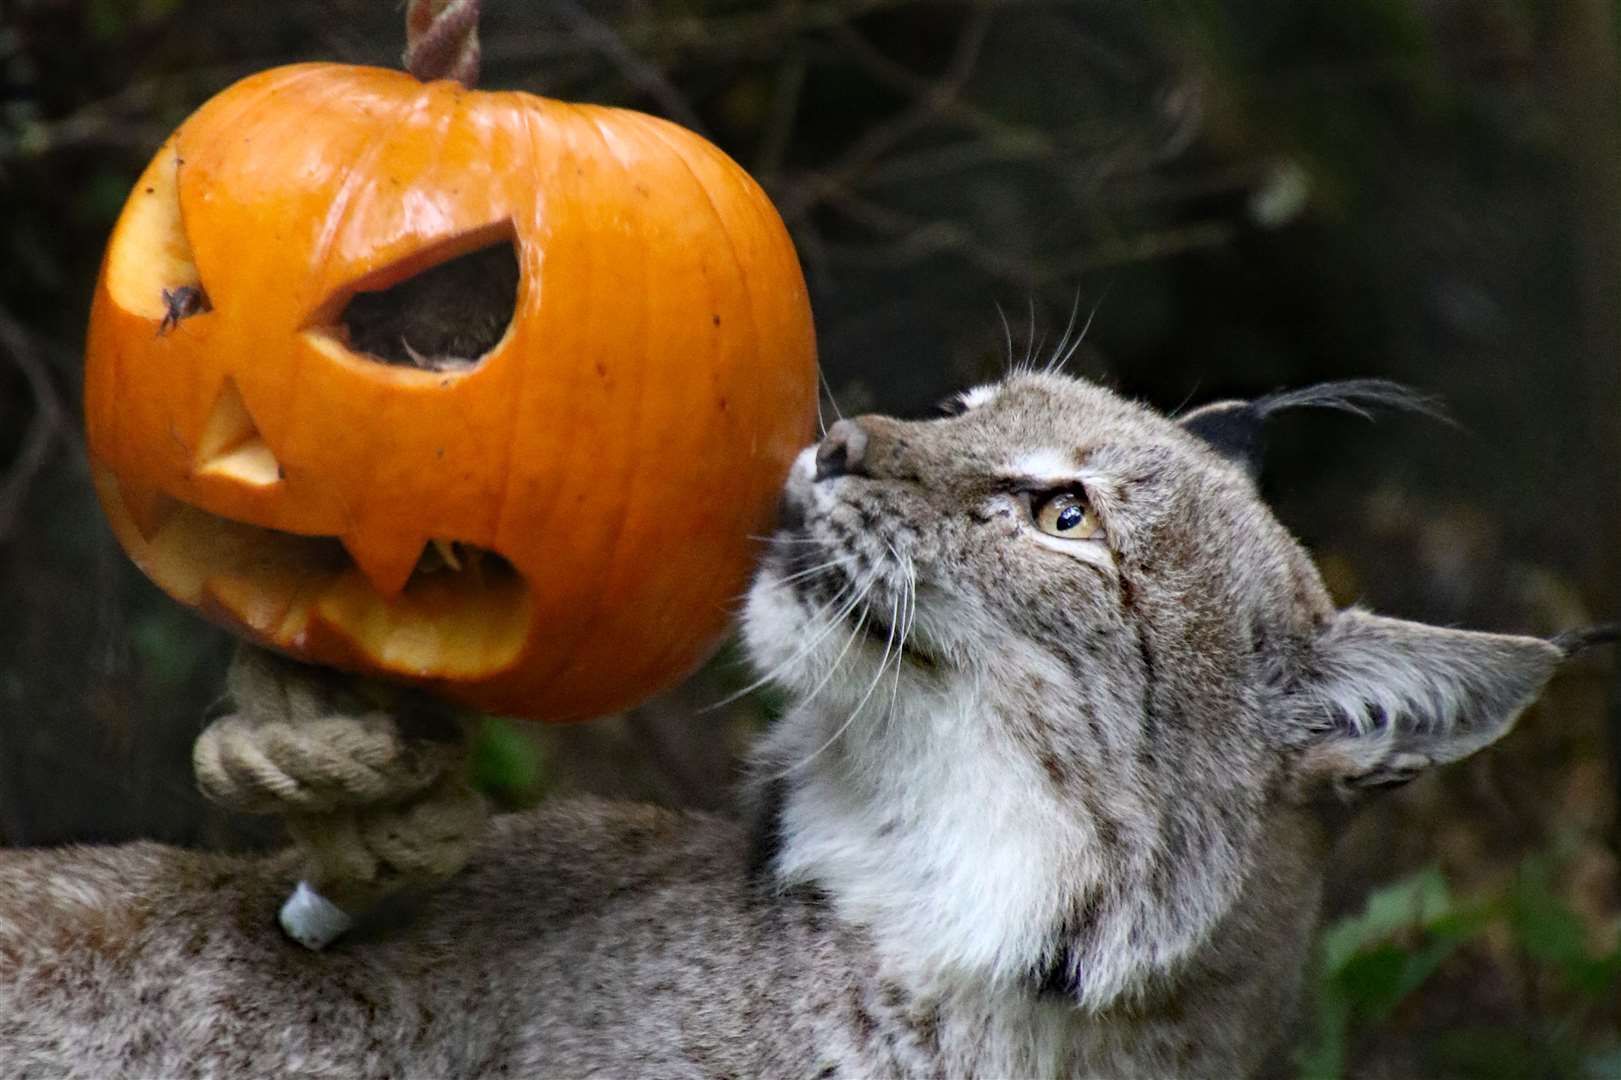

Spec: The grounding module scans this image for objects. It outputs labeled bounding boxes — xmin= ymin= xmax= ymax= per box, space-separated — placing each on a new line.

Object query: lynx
xmin=0 ymin=372 xmax=1593 ymax=1078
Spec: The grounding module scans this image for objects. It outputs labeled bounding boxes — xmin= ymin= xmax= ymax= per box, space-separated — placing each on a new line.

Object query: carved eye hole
xmin=102 ymin=146 xmax=214 ymax=332
xmin=338 ymin=230 xmax=521 ymax=373
xmin=1033 ymin=490 xmax=1102 ymax=540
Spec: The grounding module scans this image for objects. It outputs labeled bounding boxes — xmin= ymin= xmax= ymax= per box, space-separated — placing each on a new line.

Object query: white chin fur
xmin=741 ymin=568 xmax=815 ymax=690
xmin=742 ymin=565 xmax=902 ymax=704
xmin=743 ymin=443 xmax=899 ymax=698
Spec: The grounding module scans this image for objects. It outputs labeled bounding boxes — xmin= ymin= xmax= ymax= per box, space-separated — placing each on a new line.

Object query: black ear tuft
xmin=1248 ymin=379 xmax=1448 ymax=424
xmin=1180 ymin=379 xmax=1448 ymax=477
xmin=1551 ymin=623 xmax=1621 ymax=658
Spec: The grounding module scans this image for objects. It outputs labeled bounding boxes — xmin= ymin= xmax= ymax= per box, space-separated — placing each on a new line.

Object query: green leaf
xmin=1333 ymin=937 xmax=1461 ymax=1022
xmin=1430 ymin=1028 xmax=1559 ymax=1080
xmin=1318 ymin=865 xmax=1454 ymax=976
xmin=86 ymin=0 xmax=127 ymax=40
xmin=468 ymin=717 xmax=543 ymax=803
xmin=1301 ymin=865 xmax=1496 ymax=1078
xmin=74 ymin=170 xmax=138 ymax=226
xmin=129 ymin=607 xmax=209 ymax=690
xmin=1510 ymin=859 xmax=1620 ymax=998
xmin=1295 ymin=989 xmax=1351 ymax=1080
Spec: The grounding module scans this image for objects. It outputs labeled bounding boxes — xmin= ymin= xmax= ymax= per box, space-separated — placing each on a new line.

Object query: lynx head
xmin=744 ymin=372 xmax=1567 ymax=1011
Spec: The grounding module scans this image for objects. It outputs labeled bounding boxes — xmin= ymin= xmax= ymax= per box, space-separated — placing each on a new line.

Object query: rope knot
xmin=404 ymin=0 xmax=482 ymax=87
xmin=193 ymin=647 xmax=489 ymax=941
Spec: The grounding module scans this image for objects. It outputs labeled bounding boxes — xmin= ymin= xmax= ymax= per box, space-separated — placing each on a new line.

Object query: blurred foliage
xmin=1303 ymin=859 xmax=1621 ymax=1079
xmin=2 ymin=1 xmax=1618 ymax=1075
xmin=467 ymin=716 xmax=546 ymax=809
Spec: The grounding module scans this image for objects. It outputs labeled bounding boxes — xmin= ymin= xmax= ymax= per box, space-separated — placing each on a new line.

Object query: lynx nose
xmin=815 ymin=419 xmax=869 ymax=481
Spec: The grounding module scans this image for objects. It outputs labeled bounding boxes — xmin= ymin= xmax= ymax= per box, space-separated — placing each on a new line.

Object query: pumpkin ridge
xmin=295 ymin=79 xmax=432 ymax=534
xmin=171 ymin=64 xmax=344 ymax=290
xmin=484 ymin=99 xmax=551 ymax=550
xmin=168 ymin=67 xmax=344 ymax=465
xmin=519 ymin=103 xmax=658 ymax=693
xmin=486 ymin=101 xmax=596 ymax=701
xmin=177 ymin=64 xmax=335 ymax=170
xmin=629 ymin=113 xmax=774 ymax=682
xmin=489 ymin=98 xmax=581 ymax=557
xmin=306 ymin=76 xmax=422 ymax=287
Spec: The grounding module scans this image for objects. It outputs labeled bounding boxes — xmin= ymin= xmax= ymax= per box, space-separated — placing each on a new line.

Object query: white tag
xmin=278 ymin=880 xmax=354 ymax=951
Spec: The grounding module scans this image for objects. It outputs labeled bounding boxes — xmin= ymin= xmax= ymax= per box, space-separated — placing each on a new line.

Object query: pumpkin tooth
xmin=401 ymin=338 xmax=435 ymax=370
xmin=431 ymin=538 xmax=463 ymax=572
xmin=340 ymin=532 xmax=430 ymax=598
xmin=117 ymin=479 xmax=182 ymax=541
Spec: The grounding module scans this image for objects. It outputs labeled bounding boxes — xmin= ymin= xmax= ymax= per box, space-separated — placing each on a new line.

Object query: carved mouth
xmin=94 ymin=467 xmax=532 ymax=679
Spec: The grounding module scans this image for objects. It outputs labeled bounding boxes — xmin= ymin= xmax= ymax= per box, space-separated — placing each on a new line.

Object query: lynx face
xmin=744 ymin=372 xmax=1562 ymax=1009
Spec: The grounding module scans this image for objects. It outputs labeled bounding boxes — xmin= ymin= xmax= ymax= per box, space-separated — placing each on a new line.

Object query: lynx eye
xmin=1033 ymin=490 xmax=1101 ymax=540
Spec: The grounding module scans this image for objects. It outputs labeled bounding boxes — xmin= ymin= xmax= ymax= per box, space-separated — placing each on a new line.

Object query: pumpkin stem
xmin=404 ymin=0 xmax=481 ymax=88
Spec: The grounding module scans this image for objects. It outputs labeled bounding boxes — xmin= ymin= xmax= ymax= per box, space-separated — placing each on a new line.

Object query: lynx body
xmin=0 ymin=374 xmax=1568 ymax=1078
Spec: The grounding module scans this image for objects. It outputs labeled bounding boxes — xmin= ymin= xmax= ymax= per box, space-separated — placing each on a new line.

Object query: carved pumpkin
xmin=84 ymin=63 xmax=818 ymax=720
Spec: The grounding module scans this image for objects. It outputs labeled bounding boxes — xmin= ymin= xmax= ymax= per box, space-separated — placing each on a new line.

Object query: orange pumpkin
xmin=84 ymin=63 xmax=818 ymax=721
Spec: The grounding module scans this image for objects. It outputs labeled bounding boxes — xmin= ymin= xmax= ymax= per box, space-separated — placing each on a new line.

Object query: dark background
xmin=2 ymin=2 xmax=1618 ymax=1075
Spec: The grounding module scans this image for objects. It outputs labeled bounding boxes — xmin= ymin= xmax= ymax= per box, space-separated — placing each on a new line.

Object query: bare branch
xmin=550 ymin=0 xmax=708 ymax=135
xmin=0 ymin=65 xmax=255 ymax=164
xmin=826 ymin=16 xmax=1051 ymax=157
xmin=487 ymin=0 xmax=931 ymax=66
xmin=0 ymin=308 xmax=68 ymax=545
xmin=818 ymin=189 xmax=1232 ymax=285
xmin=754 ymin=45 xmax=809 ymax=181
xmin=778 ymin=4 xmax=999 ymax=222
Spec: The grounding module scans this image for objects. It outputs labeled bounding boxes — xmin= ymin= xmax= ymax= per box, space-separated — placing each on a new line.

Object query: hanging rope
xmin=187 ymin=0 xmax=490 ymax=948
xmin=193 ymin=646 xmax=488 ymax=946
xmin=404 ymin=0 xmax=482 ymax=88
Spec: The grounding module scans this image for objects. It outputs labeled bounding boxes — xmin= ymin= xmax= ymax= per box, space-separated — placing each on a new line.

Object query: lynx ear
xmin=1286 ymin=610 xmax=1562 ymax=798
xmin=1180 ymin=380 xmax=1444 ymax=477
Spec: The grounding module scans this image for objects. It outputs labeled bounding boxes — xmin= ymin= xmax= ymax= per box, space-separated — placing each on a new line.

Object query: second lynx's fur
xmin=0 ymin=374 xmax=1567 ymax=1078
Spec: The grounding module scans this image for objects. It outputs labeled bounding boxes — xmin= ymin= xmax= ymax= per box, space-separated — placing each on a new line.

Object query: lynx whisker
xmin=774 ymin=584 xmax=902 ymax=778
xmin=773 ymin=557 xmax=848 ymax=587
xmin=1024 ymin=295 xmax=1038 ymax=372
xmin=792 ymin=601 xmax=875 ymax=716
xmin=1044 ymin=291 xmax=1083 ymax=376
xmin=880 ymin=552 xmax=919 ymax=735
xmin=818 ymin=364 xmax=846 ymax=426
xmin=1047 ymin=287 xmax=1106 ymax=375
xmin=704 ymin=570 xmax=873 ymax=711
xmin=995 ymin=301 xmax=1015 ymax=371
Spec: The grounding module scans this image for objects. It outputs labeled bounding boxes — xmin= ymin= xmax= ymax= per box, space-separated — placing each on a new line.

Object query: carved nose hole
xmin=340 ymin=233 xmax=520 ymax=372
xmin=195 ymin=376 xmax=281 ymax=487
xmin=815 ymin=419 xmax=869 ymax=481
